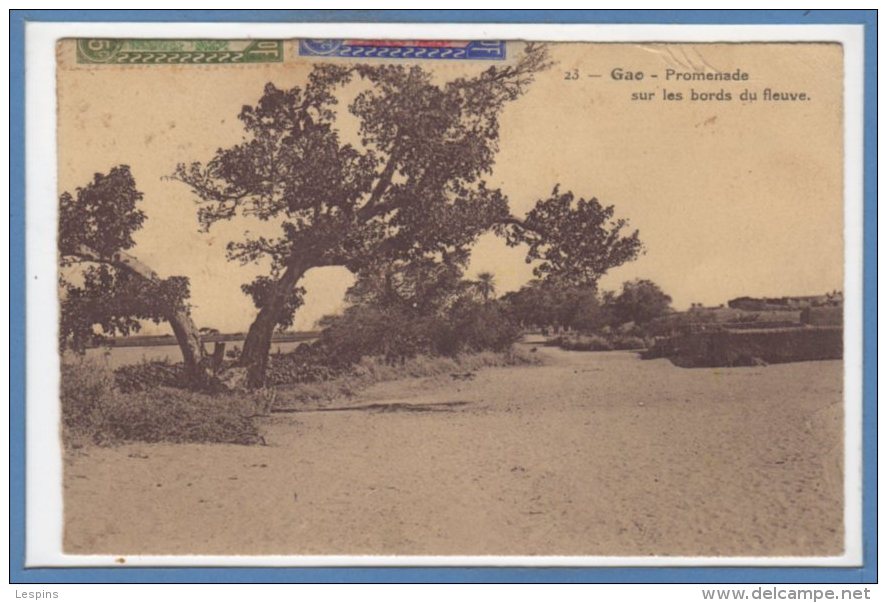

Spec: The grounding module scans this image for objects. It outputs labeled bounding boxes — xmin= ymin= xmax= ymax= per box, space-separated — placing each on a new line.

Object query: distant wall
xmin=647 ymin=308 xmax=802 ymax=337
xmin=801 ymin=306 xmax=843 ymax=327
xmin=646 ymin=326 xmax=842 ymax=368
xmin=727 ymin=295 xmax=841 ymax=311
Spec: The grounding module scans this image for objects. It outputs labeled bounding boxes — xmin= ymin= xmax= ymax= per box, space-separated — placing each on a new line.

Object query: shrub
xmin=316 ymin=300 xmax=521 ymax=364
xmin=435 ymin=301 xmax=521 ymax=355
xmin=555 ymin=334 xmax=614 ymax=351
xmin=318 ymin=305 xmax=434 ymax=364
xmin=550 ymin=333 xmax=652 ymax=352
xmin=611 ymin=335 xmax=647 ymax=350
xmin=641 ymin=337 xmax=673 ymax=360
xmin=265 ymin=345 xmax=343 ymax=386
xmin=114 ymin=360 xmax=184 ymax=392
xmin=114 ymin=359 xmax=227 ymax=393
xmin=264 ymin=304 xmax=526 ymax=391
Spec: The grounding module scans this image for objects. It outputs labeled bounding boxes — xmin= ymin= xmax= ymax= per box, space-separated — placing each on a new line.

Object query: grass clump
xmin=272 ymin=347 xmax=539 ymax=408
xmin=549 ymin=334 xmax=651 ymax=352
xmin=355 ymin=347 xmax=537 ymax=381
xmin=62 ymin=357 xmax=262 ymax=447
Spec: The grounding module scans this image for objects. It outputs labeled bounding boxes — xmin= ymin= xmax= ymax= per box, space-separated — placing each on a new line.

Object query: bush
xmin=114 ymin=360 xmax=184 ymax=392
xmin=265 ymin=344 xmax=344 ymax=386
xmin=435 ymin=301 xmax=521 ymax=356
xmin=114 ymin=359 xmax=227 ymax=393
xmin=611 ymin=335 xmax=647 ymax=350
xmin=641 ymin=337 xmax=674 ymax=360
xmin=61 ymin=357 xmax=261 ymax=446
xmin=263 ymin=300 xmax=523 ymax=389
xmin=318 ymin=305 xmax=433 ymax=364
xmin=555 ymin=334 xmax=614 ymax=351
xmin=316 ymin=300 xmax=521 ymax=365
xmin=550 ymin=333 xmax=650 ymax=352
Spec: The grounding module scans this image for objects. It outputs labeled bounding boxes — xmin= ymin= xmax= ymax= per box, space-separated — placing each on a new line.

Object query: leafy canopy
xmin=59 ymin=166 xmax=192 ymax=350
xmin=173 ymin=44 xmax=642 ymax=330
xmin=172 ymin=47 xmax=550 ymax=313
xmin=59 ymin=165 xmax=145 ymax=259
xmin=503 ymin=186 xmax=643 ymax=287
xmin=611 ymin=278 xmax=673 ymax=325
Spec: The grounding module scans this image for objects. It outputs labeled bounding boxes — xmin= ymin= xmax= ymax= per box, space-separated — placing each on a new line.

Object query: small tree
xmin=503 ymin=279 xmax=603 ymax=332
xmin=59 ymin=166 xmax=208 ymax=383
xmin=502 ymin=280 xmax=558 ymax=330
xmin=560 ymin=284 xmax=604 ymax=332
xmin=346 ymin=256 xmax=469 ymax=317
xmin=472 ymin=271 xmax=497 ymax=301
xmin=609 ymin=279 xmax=673 ymax=326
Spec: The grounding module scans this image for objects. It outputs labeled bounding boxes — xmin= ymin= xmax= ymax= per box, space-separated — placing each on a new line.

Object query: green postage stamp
xmin=75 ymin=38 xmax=284 ymax=64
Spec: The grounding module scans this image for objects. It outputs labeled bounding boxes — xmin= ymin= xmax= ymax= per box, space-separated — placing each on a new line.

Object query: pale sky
xmin=57 ymin=41 xmax=844 ymax=335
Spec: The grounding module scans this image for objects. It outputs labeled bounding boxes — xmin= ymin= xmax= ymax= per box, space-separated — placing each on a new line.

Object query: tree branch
xmin=357 ymin=141 xmax=401 ymax=220
xmin=66 ymin=244 xmax=160 ymax=282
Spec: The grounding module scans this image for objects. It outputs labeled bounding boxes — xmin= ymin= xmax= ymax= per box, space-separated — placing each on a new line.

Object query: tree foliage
xmin=502 ymin=186 xmax=643 ymax=286
xmin=345 ymin=256 xmax=469 ymax=317
xmin=504 ymin=278 xmax=673 ymax=333
xmin=502 ymin=279 xmax=605 ymax=331
xmin=172 ymin=47 xmax=548 ymax=324
xmin=58 ymin=167 xmax=201 ymax=370
xmin=59 ymin=165 xmax=145 ymax=259
xmin=240 ymin=277 xmax=306 ymax=331
xmin=61 ymin=266 xmax=190 ymax=351
xmin=318 ymin=276 xmax=518 ymax=364
xmin=610 ymin=278 xmax=673 ymax=325
xmin=172 ymin=43 xmax=643 ymax=386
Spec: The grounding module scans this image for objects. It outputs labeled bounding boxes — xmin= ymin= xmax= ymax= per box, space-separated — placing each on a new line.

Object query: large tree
xmin=59 ymin=166 xmax=208 ymax=383
xmin=174 ymin=44 xmax=642 ymax=387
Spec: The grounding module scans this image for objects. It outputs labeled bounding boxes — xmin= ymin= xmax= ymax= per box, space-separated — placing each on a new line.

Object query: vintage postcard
xmin=53 ymin=36 xmax=848 ymax=560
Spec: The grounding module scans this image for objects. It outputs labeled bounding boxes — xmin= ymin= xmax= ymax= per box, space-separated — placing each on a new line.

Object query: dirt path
xmin=64 ymin=346 xmax=843 ymax=557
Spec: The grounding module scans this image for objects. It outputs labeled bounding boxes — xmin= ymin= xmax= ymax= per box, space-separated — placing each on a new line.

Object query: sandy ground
xmin=64 ymin=344 xmax=843 ymax=557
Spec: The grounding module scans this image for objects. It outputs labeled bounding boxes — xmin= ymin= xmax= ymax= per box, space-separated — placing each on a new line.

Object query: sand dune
xmin=64 ymin=345 xmax=843 ymax=557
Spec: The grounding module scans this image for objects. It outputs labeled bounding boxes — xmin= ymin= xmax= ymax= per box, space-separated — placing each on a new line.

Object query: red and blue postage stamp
xmin=298 ymin=39 xmax=507 ymax=61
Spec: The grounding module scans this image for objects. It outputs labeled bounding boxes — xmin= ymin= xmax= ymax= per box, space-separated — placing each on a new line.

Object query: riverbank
xmin=64 ymin=345 xmax=843 ymax=557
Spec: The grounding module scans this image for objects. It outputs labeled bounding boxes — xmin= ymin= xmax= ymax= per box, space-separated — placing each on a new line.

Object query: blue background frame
xmin=8 ymin=9 xmax=877 ymax=584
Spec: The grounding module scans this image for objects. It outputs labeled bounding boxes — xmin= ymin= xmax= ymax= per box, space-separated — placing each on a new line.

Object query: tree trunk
xmin=168 ymin=306 xmax=208 ymax=385
xmin=240 ymin=259 xmax=311 ymax=389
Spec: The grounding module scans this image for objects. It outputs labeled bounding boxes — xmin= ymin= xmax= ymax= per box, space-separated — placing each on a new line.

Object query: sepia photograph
xmin=52 ymin=36 xmax=849 ymax=560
